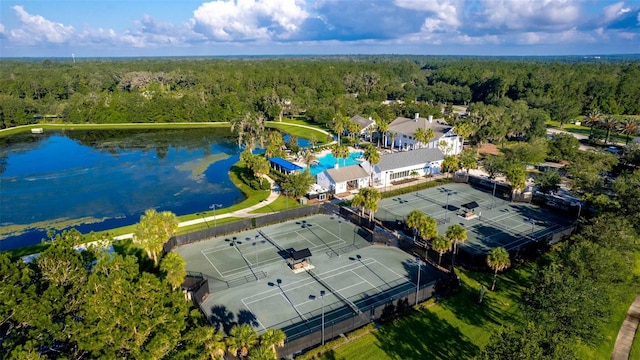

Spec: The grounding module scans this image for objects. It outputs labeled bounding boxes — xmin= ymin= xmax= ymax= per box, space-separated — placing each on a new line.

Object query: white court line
xmin=352 ymin=271 xmax=383 ymax=292
xmin=243 ymin=259 xmax=378 ymax=304
xmin=200 ymin=249 xmax=224 ymax=278
xmin=241 ymin=299 xmax=268 ymax=332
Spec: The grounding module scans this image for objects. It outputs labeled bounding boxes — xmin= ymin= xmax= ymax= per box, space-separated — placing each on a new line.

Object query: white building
xmin=361 ymin=148 xmax=445 ymax=188
xmin=349 ymin=115 xmax=376 ymax=140
xmin=316 ymin=165 xmax=370 ymax=194
xmin=387 ymin=113 xmax=462 ymax=155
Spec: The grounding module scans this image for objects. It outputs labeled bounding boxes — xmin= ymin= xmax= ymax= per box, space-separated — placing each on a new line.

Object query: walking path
xmin=113 ymin=175 xmax=280 ymax=240
xmin=611 ymin=295 xmax=640 ymax=360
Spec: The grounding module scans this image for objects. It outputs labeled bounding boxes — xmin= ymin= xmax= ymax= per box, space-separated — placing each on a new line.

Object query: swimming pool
xmin=309 ymin=152 xmax=364 ymax=176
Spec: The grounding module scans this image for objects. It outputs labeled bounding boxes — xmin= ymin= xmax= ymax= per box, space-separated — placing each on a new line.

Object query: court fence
xmin=163 ymin=203 xmax=339 ymax=254
xmin=277 ymin=280 xmax=438 ymax=358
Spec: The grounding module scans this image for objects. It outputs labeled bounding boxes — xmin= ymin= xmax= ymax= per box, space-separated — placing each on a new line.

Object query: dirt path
xmin=611 ymin=295 xmax=640 ymax=360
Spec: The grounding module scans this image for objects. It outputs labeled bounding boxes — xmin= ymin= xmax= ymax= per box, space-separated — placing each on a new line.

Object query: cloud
xmin=191 ymin=0 xmax=308 ymax=41
xmin=472 ymin=0 xmax=581 ymax=33
xmin=10 ymin=5 xmax=75 ymax=44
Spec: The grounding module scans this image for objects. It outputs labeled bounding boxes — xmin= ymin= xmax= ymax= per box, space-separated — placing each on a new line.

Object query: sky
xmin=1 ymin=0 xmax=639 ymax=58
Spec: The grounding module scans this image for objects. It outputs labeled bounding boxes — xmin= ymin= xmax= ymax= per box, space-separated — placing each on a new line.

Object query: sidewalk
xmin=611 ymin=295 xmax=640 ymax=360
xmin=114 ymin=175 xmax=280 ymax=240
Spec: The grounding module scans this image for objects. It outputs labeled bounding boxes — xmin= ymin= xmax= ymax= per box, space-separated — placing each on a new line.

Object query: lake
xmin=0 ymin=128 xmax=249 ymax=250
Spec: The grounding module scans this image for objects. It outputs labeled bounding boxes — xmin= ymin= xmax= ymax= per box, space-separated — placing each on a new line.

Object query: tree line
xmin=1 ymin=57 xmax=638 ymax=132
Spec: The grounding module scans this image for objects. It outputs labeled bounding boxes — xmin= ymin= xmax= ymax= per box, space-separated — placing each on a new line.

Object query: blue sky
xmin=1 ymin=0 xmax=639 ymax=57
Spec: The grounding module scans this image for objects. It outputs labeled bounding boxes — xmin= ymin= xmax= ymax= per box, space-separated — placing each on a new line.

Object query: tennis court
xmin=174 ymin=214 xmax=444 ymax=337
xmin=377 ymin=183 xmax=573 ymax=254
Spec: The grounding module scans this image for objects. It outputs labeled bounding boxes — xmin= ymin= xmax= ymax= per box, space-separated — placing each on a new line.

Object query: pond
xmin=0 ymin=128 xmax=256 ymax=250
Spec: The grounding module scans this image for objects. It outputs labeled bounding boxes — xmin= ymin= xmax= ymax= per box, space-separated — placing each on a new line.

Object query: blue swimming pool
xmin=309 ymin=152 xmax=364 ymax=175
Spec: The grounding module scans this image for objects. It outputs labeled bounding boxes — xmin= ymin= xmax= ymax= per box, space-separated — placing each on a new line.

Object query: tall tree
xmin=160 ymin=252 xmax=187 ymax=291
xmin=487 ymin=247 xmax=511 ymax=291
xmin=363 ymin=144 xmax=380 ymax=186
xmin=445 ymin=224 xmax=467 ymax=260
xmin=406 ymin=209 xmax=426 ymax=242
xmin=259 ymin=328 xmax=286 ymax=354
xmin=133 ymin=209 xmax=179 ymax=266
xmin=227 ymin=324 xmax=258 ymax=359
xmin=431 ymin=235 xmax=452 ymax=265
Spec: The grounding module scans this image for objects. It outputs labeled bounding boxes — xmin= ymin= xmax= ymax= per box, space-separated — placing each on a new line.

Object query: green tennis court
xmin=174 ymin=214 xmax=446 ymax=338
xmin=376 ymin=183 xmax=573 ymax=254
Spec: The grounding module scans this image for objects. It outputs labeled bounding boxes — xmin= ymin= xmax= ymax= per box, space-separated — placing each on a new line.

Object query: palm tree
xmin=415 ymin=127 xmax=435 ymax=149
xmin=331 ymin=144 xmax=350 ymax=168
xmin=406 ymin=209 xmax=425 ymax=242
xmin=619 ymin=117 xmax=639 ymax=145
xmin=159 ymin=252 xmax=186 ymax=291
xmin=132 ymin=209 xmax=178 ymax=266
xmin=227 ymin=324 xmax=258 ymax=359
xmin=248 ymin=345 xmax=276 ymax=360
xmin=359 ymin=187 xmax=381 ymax=221
xmin=332 ymin=114 xmax=347 ymax=145
xmin=585 ymin=110 xmax=602 ymax=138
xmin=486 ymin=247 xmax=511 ymax=291
xmin=418 ymin=215 xmax=438 ymax=241
xmin=182 ymin=327 xmax=226 ymax=360
xmin=431 ymin=235 xmax=452 ymax=265
xmin=389 ymin=132 xmax=397 ymax=151
xmin=376 ymin=119 xmax=389 ymax=148
xmin=446 ymin=224 xmax=467 ymax=255
xmin=301 ymin=149 xmax=316 ymax=173
xmin=600 ymin=116 xmax=619 ymax=145
xmin=351 ymin=192 xmax=366 ymax=218
xmin=260 ymin=328 xmax=286 ymax=354
xmin=363 ymin=144 xmax=380 ymax=186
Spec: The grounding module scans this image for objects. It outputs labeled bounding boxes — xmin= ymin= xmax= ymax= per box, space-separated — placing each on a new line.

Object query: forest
xmin=1 ymin=56 xmax=639 ymax=132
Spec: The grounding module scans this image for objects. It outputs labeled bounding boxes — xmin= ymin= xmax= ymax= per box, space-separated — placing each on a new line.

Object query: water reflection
xmin=0 ymin=128 xmax=245 ymax=250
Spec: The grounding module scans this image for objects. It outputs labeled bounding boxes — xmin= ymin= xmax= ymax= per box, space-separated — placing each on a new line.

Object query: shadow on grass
xmin=374 ymin=310 xmax=480 ymax=359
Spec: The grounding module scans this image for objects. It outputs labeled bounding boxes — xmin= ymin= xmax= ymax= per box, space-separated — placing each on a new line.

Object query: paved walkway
xmin=611 ymin=295 xmax=640 ymax=360
xmin=114 ymin=175 xmax=280 ymax=240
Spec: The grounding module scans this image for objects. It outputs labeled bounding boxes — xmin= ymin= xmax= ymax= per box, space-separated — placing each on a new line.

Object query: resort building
xmin=349 ymin=115 xmax=376 ymax=140
xmin=361 ymin=147 xmax=445 ymax=188
xmin=316 ymin=164 xmax=370 ymax=194
xmin=386 ymin=113 xmax=462 ymax=155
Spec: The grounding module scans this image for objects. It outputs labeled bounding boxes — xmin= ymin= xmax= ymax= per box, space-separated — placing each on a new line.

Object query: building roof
xmin=290 ymin=248 xmax=312 ymax=261
xmin=350 ymin=115 xmax=375 ymax=130
xmin=269 ymin=157 xmax=303 ymax=172
xmin=323 ymin=164 xmax=369 ymax=183
xmin=388 ymin=116 xmax=452 ymax=139
xmin=376 ymin=148 xmax=445 ymax=172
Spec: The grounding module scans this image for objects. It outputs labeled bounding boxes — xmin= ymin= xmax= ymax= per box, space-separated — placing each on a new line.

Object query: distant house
xmin=361 ymin=147 xmax=445 ymax=188
xmin=349 ymin=115 xmax=376 ymax=140
xmin=269 ymin=157 xmax=303 ymax=175
xmin=387 ymin=113 xmax=462 ymax=155
xmin=316 ymin=165 xmax=370 ymax=194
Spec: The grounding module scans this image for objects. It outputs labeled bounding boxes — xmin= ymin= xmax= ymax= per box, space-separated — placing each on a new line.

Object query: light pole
xmin=252 ymin=235 xmax=261 ymax=276
xmin=210 ymin=203 xmax=222 ymax=229
xmin=338 ymin=219 xmax=342 ymax=240
xmin=320 ymin=290 xmax=326 ymax=345
xmin=492 ymin=179 xmax=497 ymax=209
xmin=414 ymin=258 xmax=423 ymax=306
xmin=530 ymin=218 xmax=535 ymax=236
